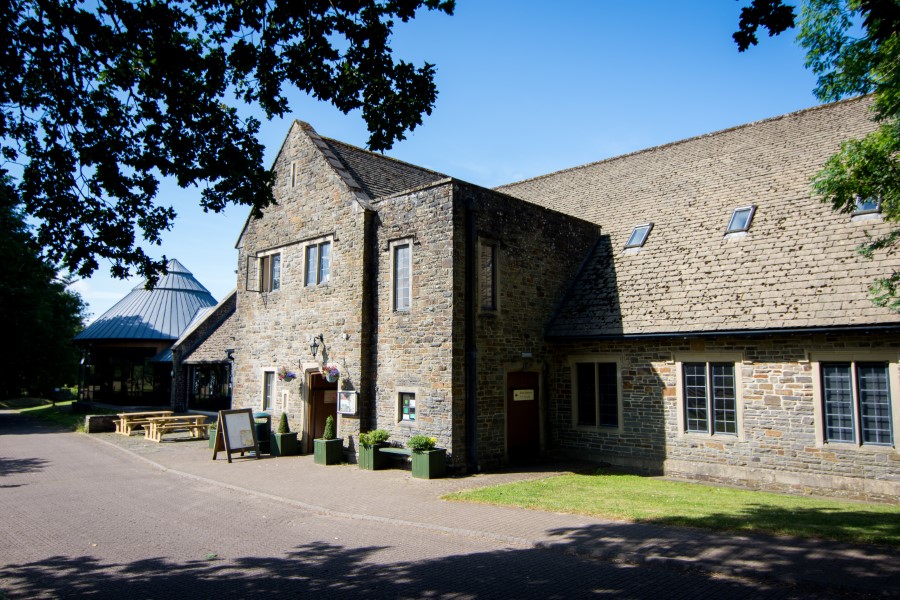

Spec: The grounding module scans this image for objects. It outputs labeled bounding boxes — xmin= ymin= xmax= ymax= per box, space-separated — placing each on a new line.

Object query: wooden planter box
xmin=358 ymin=443 xmax=390 ymax=470
xmin=272 ymin=432 xmax=299 ymax=457
xmin=314 ymin=438 xmax=342 ymax=465
xmin=411 ymin=448 xmax=446 ymax=479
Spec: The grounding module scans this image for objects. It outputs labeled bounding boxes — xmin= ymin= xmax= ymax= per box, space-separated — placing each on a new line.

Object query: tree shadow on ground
xmin=0 ymin=540 xmax=833 ymax=600
xmin=0 ymin=456 xmax=49 ymax=478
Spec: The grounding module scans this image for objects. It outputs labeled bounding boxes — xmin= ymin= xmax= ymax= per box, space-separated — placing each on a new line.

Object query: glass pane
xmin=319 ymin=242 xmax=331 ymax=284
xmin=597 ymin=362 xmax=618 ymax=427
xmin=711 ymin=363 xmax=736 ymax=434
xmin=394 ymin=244 xmax=410 ymax=311
xmin=305 ymin=245 xmax=318 ymax=286
xmin=576 ymin=363 xmax=596 ymax=426
xmin=401 ymin=392 xmax=416 ymax=421
xmin=271 ymin=254 xmax=281 ymax=291
xmin=683 ymin=363 xmax=708 ymax=433
xmin=857 ymin=363 xmax=892 ymax=445
xmin=263 ymin=371 xmax=275 ymax=411
xmin=822 ymin=363 xmax=855 ymax=442
xmin=855 ymin=197 xmax=880 ymax=213
xmin=625 ymin=225 xmax=651 ymax=248
xmin=727 ymin=207 xmax=754 ymax=232
xmin=479 ymin=242 xmax=496 ymax=310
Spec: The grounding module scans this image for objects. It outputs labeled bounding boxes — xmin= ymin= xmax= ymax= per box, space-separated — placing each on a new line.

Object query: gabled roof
xmin=320 ymin=137 xmax=446 ymax=200
xmin=498 ymin=97 xmax=900 ymax=337
xmin=75 ymin=259 xmax=218 ymax=342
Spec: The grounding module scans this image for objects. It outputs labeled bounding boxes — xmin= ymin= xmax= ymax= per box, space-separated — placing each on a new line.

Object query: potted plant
xmin=357 ymin=429 xmax=391 ymax=470
xmin=407 ymin=435 xmax=446 ymax=479
xmin=320 ymin=363 xmax=340 ymax=383
xmin=277 ymin=366 xmax=297 ymax=382
xmin=314 ymin=415 xmax=342 ymax=465
xmin=272 ymin=412 xmax=298 ymax=456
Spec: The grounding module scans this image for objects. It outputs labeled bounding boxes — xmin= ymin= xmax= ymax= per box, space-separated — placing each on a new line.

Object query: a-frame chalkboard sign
xmin=212 ymin=408 xmax=260 ymax=463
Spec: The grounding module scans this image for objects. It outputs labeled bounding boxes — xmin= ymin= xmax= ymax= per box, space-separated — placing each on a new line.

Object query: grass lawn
xmin=6 ymin=399 xmax=114 ymax=432
xmin=445 ymin=469 xmax=900 ymax=547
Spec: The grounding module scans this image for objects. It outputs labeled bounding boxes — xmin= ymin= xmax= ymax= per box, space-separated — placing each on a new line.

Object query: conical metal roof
xmin=75 ymin=259 xmax=218 ymax=341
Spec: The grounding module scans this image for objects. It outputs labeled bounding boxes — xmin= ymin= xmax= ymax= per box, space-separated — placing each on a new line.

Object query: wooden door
xmin=306 ymin=373 xmax=338 ymax=453
xmin=507 ymin=371 xmax=540 ymax=462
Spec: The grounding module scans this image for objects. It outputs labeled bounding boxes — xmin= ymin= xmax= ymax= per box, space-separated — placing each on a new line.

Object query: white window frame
xmin=390 ymin=239 xmax=413 ymax=313
xmin=675 ymin=352 xmax=744 ymax=440
xmin=262 ymin=369 xmax=276 ymax=412
xmin=570 ymin=355 xmax=624 ymax=433
xmin=305 ymin=239 xmax=332 ymax=287
xmin=726 ymin=205 xmax=756 ymax=234
xmin=853 ymin=196 xmax=882 ymax=216
xmin=811 ymin=351 xmax=899 ymax=450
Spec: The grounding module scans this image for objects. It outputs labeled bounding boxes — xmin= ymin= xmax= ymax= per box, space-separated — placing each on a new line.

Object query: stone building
xmin=186 ymin=96 xmax=899 ymax=499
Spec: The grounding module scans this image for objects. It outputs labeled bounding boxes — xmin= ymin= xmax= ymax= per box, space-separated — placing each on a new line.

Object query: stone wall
xmin=233 ymin=121 xmax=369 ymax=453
xmin=548 ymin=333 xmax=900 ymax=501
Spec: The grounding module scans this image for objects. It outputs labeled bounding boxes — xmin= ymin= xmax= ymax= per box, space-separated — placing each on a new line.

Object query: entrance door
xmin=306 ymin=373 xmax=338 ymax=453
xmin=507 ymin=371 xmax=540 ymax=462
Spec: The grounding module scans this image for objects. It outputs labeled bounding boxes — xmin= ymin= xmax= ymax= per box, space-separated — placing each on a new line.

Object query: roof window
xmin=853 ymin=196 xmax=881 ymax=215
xmin=726 ymin=205 xmax=755 ymax=234
xmin=625 ymin=223 xmax=653 ymax=249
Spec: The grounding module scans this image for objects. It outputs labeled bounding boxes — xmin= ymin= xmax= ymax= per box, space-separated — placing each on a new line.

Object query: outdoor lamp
xmin=310 ymin=334 xmax=325 ymax=358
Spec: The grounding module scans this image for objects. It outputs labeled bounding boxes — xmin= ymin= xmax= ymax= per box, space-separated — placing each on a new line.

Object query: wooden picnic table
xmin=115 ymin=411 xmax=174 ymax=435
xmin=144 ymin=414 xmax=209 ymax=442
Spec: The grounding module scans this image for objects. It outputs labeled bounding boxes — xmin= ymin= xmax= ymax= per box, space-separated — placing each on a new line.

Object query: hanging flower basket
xmin=321 ymin=363 xmax=340 ymax=383
xmin=277 ymin=366 xmax=297 ymax=382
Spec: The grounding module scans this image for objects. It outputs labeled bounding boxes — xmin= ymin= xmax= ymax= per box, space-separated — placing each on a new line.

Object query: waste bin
xmin=253 ymin=412 xmax=271 ymax=455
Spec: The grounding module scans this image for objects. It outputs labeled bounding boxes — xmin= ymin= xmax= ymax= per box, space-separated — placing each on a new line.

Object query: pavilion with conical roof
xmin=75 ymin=259 xmax=218 ymax=406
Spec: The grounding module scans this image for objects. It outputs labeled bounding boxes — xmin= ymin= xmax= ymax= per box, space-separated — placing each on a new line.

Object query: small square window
xmin=625 ymin=223 xmax=653 ymax=249
xmin=853 ymin=197 xmax=881 ymax=215
xmin=400 ymin=392 xmax=416 ymax=422
xmin=726 ymin=206 xmax=756 ymax=233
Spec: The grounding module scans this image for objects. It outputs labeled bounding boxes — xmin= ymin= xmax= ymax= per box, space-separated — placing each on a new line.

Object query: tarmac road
xmin=0 ymin=413 xmax=889 ymax=599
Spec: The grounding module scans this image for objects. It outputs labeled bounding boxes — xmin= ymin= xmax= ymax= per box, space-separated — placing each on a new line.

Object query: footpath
xmin=80 ymin=425 xmax=900 ymax=599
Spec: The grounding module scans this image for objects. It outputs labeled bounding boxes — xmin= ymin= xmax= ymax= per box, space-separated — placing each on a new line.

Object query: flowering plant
xmin=277 ymin=366 xmax=297 ymax=381
xmin=320 ymin=363 xmax=340 ymax=379
xmin=406 ymin=435 xmax=437 ymax=452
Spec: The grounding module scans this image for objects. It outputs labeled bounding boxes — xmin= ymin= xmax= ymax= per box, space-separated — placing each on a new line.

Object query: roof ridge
xmin=495 ymin=96 xmax=871 ymax=191
xmin=321 ymin=136 xmax=447 ymax=179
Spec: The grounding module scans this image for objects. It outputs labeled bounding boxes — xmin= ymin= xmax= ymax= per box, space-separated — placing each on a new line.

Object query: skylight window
xmin=854 ymin=196 xmax=881 ymax=215
xmin=625 ymin=223 xmax=653 ymax=249
xmin=726 ymin=206 xmax=755 ymax=234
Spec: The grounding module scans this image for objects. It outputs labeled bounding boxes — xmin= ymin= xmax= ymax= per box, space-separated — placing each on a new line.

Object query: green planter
xmin=272 ymin=432 xmax=299 ymax=457
xmin=208 ymin=427 xmax=217 ymax=450
xmin=314 ymin=438 xmax=343 ymax=465
xmin=358 ymin=443 xmax=390 ymax=470
xmin=411 ymin=448 xmax=446 ymax=479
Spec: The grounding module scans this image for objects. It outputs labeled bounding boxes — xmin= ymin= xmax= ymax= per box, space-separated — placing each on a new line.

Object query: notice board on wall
xmin=212 ymin=408 xmax=260 ymax=463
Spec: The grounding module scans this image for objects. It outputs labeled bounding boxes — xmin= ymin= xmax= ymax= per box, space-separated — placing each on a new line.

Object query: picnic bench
xmin=144 ymin=415 xmax=209 ymax=442
xmin=115 ymin=411 xmax=174 ymax=435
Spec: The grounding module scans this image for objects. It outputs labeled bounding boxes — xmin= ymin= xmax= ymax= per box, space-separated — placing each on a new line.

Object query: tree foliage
xmin=737 ymin=0 xmax=900 ymax=310
xmin=1 ymin=0 xmax=454 ymax=286
xmin=0 ymin=183 xmax=87 ymax=399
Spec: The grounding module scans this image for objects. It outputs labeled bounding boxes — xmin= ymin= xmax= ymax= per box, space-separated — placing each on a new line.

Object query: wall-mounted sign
xmin=337 ymin=390 xmax=358 ymax=415
xmin=513 ymin=389 xmax=535 ymax=401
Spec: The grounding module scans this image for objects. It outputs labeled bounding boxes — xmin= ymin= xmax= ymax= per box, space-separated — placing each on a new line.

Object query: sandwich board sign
xmin=212 ymin=408 xmax=260 ymax=463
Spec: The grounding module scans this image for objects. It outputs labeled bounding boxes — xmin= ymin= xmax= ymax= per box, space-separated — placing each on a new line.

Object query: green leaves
xmin=1 ymin=0 xmax=453 ymax=284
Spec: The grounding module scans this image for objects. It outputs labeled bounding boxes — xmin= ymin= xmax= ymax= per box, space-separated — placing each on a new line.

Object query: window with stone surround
xmin=305 ymin=240 xmax=331 ymax=286
xmin=262 ymin=370 xmax=275 ymax=411
xmin=399 ymin=391 xmax=416 ymax=422
xmin=478 ymin=239 xmax=498 ymax=312
xmin=812 ymin=353 xmax=898 ymax=448
xmin=259 ymin=253 xmax=281 ymax=292
xmin=675 ymin=353 xmax=743 ymax=437
xmin=571 ymin=356 xmax=623 ymax=431
xmin=392 ymin=241 xmax=411 ymax=312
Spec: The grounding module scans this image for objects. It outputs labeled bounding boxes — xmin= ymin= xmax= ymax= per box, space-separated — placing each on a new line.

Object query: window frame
xmin=396 ymin=386 xmax=420 ymax=424
xmin=725 ymin=205 xmax=756 ymax=234
xmin=478 ymin=238 xmax=499 ymax=313
xmin=675 ymin=353 xmax=744 ymax=439
xmin=811 ymin=352 xmax=899 ymax=450
xmin=570 ymin=355 xmax=624 ymax=432
xmin=259 ymin=252 xmax=281 ymax=293
xmin=624 ymin=223 xmax=653 ymax=249
xmin=853 ymin=196 xmax=882 ymax=216
xmin=305 ymin=240 xmax=332 ymax=287
xmin=390 ymin=239 xmax=412 ymax=313
xmin=262 ymin=369 xmax=276 ymax=412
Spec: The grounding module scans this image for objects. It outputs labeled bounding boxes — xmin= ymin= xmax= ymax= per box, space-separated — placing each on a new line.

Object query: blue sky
xmin=71 ymin=1 xmax=821 ymax=320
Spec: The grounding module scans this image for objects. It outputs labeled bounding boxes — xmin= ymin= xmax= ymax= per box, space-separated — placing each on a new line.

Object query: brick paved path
xmin=0 ymin=412 xmax=895 ymax=599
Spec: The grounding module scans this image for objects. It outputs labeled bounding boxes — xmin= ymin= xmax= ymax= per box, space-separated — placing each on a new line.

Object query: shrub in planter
xmin=407 ymin=435 xmax=445 ymax=479
xmin=358 ymin=429 xmax=391 ymax=470
xmin=314 ymin=415 xmax=342 ymax=465
xmin=273 ymin=412 xmax=298 ymax=457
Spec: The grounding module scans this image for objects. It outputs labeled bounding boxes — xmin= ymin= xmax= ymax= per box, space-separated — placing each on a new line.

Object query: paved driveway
xmin=0 ymin=413 xmax=890 ymax=599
